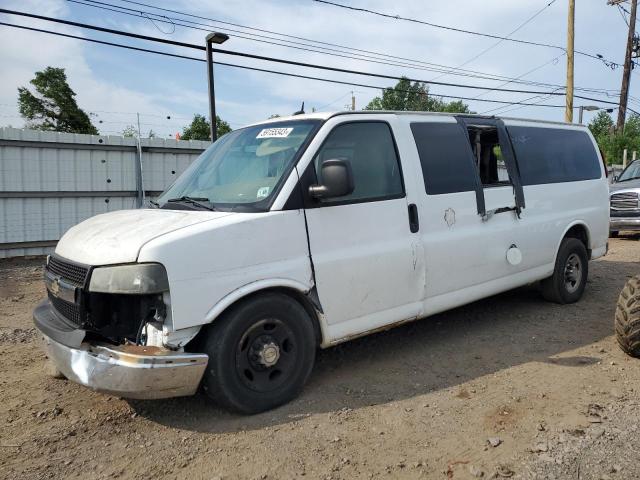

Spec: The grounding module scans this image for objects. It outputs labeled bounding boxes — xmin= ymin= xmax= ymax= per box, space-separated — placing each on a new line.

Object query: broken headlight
xmin=88 ymin=263 xmax=169 ymax=294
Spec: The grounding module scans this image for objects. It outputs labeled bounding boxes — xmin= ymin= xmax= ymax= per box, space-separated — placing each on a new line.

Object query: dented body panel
xmin=41 ymin=331 xmax=208 ymax=399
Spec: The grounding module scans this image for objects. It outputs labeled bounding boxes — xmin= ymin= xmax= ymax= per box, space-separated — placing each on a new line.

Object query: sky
xmin=0 ymin=0 xmax=634 ymax=138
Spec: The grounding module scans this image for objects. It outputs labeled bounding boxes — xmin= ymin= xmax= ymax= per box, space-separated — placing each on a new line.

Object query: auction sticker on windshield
xmin=256 ymin=127 xmax=293 ymax=139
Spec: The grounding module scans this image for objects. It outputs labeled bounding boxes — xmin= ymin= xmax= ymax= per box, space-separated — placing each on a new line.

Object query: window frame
xmin=456 ymin=117 xmax=526 ymax=216
xmin=301 ymin=120 xmax=407 ymax=208
xmin=465 ymin=125 xmax=513 ymax=189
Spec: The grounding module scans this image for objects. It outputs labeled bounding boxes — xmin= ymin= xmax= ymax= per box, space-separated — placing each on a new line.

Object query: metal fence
xmin=0 ymin=127 xmax=210 ymax=258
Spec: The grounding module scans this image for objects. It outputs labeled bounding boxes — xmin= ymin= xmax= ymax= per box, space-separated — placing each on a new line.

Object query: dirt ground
xmin=1 ymin=237 xmax=639 ymax=480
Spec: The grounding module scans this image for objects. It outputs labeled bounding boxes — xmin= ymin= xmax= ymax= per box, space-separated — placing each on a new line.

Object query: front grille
xmin=48 ymin=291 xmax=82 ymax=327
xmin=47 ymin=256 xmax=89 ymax=287
xmin=611 ymin=192 xmax=640 ymax=211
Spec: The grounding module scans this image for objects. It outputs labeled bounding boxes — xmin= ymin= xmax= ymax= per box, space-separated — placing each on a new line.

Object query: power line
xmin=65 ymin=0 xmax=590 ymax=91
xmin=430 ymin=0 xmax=557 ymax=82
xmin=316 ymin=91 xmax=354 ymax=111
xmin=67 ymin=0 xmax=620 ymax=96
xmin=105 ymin=0 xmax=585 ymax=89
xmin=0 ymin=8 xmax=622 ymax=104
xmin=473 ymin=54 xmax=565 ymax=100
xmin=312 ymin=0 xmax=622 ymax=67
xmin=0 ymin=20 xmax=581 ymax=111
xmin=481 ymin=90 xmax=562 ymax=115
xmin=68 ymin=0 xmax=489 ymax=78
xmin=1 ymin=19 xmax=625 ymax=117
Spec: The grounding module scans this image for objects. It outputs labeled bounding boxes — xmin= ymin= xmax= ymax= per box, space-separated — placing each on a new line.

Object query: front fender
xmin=203 ymin=278 xmax=313 ymax=324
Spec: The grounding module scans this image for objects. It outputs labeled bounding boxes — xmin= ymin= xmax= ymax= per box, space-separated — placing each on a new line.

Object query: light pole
xmin=205 ymin=32 xmax=229 ymax=142
xmin=578 ymin=105 xmax=599 ymax=124
xmin=578 ymin=106 xmax=614 ymax=124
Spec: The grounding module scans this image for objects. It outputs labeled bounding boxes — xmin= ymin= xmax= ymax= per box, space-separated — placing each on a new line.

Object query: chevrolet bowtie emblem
xmin=50 ymin=277 xmax=60 ymax=296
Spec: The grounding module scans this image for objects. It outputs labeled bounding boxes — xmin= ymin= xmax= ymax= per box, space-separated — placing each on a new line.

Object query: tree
xmin=588 ymin=111 xmax=640 ymax=164
xmin=18 ymin=67 xmax=98 ymax=134
xmin=121 ymin=125 xmax=157 ymax=138
xmin=122 ymin=125 xmax=137 ymax=138
xmin=365 ymin=77 xmax=471 ymax=113
xmin=181 ymin=113 xmax=231 ymax=140
xmin=588 ymin=110 xmax=614 ymax=140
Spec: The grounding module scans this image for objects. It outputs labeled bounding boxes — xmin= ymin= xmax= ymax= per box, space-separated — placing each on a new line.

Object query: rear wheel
xmin=201 ymin=293 xmax=316 ymax=414
xmin=615 ymin=276 xmax=640 ymax=358
xmin=541 ymin=237 xmax=588 ymax=304
xmin=610 ymin=231 xmax=619 ymax=238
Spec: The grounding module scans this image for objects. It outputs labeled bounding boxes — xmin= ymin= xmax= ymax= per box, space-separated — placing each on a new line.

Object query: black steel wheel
xmin=235 ymin=318 xmax=298 ymax=393
xmin=541 ymin=237 xmax=589 ymax=304
xmin=201 ymin=292 xmax=316 ymax=414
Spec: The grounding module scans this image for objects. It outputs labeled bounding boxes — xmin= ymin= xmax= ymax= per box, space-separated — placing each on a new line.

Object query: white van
xmin=34 ymin=111 xmax=609 ymax=413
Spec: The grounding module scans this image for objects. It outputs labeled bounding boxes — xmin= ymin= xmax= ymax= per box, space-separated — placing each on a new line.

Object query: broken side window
xmin=466 ymin=125 xmax=511 ymax=187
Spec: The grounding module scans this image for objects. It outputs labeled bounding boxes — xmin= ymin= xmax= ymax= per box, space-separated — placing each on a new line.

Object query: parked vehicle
xmin=615 ymin=275 xmax=640 ymax=358
xmin=609 ymin=159 xmax=640 ymax=236
xmin=34 ymin=112 xmax=609 ymax=413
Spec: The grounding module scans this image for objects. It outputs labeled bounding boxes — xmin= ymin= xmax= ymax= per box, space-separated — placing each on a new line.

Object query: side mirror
xmin=309 ymin=159 xmax=354 ymax=199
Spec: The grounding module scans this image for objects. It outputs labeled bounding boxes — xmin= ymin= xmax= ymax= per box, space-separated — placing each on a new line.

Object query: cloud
xmin=0 ymin=0 xmax=631 ymax=133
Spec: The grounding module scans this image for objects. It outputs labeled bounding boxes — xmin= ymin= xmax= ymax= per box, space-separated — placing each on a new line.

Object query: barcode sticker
xmin=256 ymin=127 xmax=294 ymax=139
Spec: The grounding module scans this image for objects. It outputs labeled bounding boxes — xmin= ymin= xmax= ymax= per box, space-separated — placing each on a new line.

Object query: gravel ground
xmin=0 ymin=236 xmax=639 ymax=480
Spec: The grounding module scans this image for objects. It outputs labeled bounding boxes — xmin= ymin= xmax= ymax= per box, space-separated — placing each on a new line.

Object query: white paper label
xmin=256 ymin=186 xmax=271 ymax=199
xmin=256 ymin=127 xmax=293 ymax=139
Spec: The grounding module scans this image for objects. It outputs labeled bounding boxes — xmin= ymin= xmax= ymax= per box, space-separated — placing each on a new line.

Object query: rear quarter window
xmin=507 ymin=126 xmax=601 ymax=185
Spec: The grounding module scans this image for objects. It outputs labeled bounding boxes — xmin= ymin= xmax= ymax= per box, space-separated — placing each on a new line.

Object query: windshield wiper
xmin=148 ymin=199 xmax=160 ymax=208
xmin=165 ymin=196 xmax=216 ymax=211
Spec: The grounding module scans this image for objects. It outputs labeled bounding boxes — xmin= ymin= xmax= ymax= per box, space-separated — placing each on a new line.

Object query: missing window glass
xmin=466 ymin=125 xmax=510 ymax=186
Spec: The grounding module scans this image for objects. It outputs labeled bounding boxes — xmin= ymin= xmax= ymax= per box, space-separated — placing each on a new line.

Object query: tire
xmin=201 ymin=293 xmax=316 ymax=414
xmin=541 ymin=237 xmax=589 ymax=304
xmin=610 ymin=231 xmax=619 ymax=238
xmin=615 ymin=276 xmax=640 ymax=358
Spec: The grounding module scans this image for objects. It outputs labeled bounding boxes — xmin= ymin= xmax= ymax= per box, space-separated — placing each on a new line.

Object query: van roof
xmin=249 ymin=110 xmax=585 ymax=129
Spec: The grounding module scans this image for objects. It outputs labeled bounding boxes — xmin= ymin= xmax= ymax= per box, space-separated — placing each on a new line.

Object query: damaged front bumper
xmin=34 ymin=300 xmax=208 ymax=399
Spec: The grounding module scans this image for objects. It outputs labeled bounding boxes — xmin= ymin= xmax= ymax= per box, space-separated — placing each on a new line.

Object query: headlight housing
xmin=88 ymin=263 xmax=169 ymax=294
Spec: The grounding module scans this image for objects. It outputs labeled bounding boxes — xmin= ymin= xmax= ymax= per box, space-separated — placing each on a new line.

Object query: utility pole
xmin=565 ymin=0 xmax=575 ymax=123
xmin=615 ymin=0 xmax=638 ymax=131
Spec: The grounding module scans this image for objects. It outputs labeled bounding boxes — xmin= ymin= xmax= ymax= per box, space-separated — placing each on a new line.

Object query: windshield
xmin=617 ymin=160 xmax=640 ymax=182
xmin=158 ymin=120 xmax=320 ymax=210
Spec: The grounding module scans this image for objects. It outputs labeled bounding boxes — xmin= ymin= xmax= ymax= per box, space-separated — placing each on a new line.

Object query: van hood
xmin=55 ymin=209 xmax=233 ymax=265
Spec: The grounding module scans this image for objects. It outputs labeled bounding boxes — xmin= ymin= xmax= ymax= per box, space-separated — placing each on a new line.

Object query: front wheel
xmin=201 ymin=293 xmax=316 ymax=414
xmin=541 ymin=237 xmax=588 ymax=304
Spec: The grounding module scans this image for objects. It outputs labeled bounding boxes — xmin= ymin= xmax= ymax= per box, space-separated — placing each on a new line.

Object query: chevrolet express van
xmin=34 ymin=111 xmax=609 ymax=413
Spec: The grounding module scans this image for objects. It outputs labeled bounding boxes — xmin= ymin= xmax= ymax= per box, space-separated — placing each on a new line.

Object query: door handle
xmin=408 ymin=203 xmax=419 ymax=233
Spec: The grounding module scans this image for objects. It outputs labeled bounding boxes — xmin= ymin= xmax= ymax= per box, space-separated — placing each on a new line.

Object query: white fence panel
xmin=0 ymin=128 xmax=210 ymax=258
